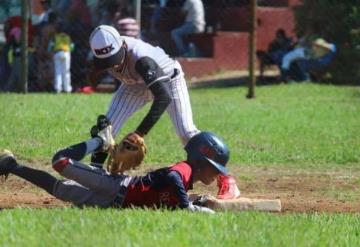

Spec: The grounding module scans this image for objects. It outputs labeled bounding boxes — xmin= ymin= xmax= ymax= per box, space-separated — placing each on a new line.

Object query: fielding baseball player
xmin=88 ymin=25 xmax=240 ymax=199
xmin=0 ymin=131 xmax=230 ymax=212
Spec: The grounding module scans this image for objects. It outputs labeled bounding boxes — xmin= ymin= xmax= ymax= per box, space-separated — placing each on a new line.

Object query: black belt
xmin=170 ymin=69 xmax=180 ymax=79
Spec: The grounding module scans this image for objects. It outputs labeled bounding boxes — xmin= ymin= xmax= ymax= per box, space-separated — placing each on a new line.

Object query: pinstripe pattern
xmin=107 ymin=83 xmax=149 ymax=136
xmin=107 ymin=61 xmax=199 ymax=145
xmin=166 ymin=63 xmax=199 ymax=144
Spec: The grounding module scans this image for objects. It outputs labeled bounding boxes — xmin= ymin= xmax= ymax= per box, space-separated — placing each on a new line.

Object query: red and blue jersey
xmin=122 ymin=161 xmax=193 ymax=209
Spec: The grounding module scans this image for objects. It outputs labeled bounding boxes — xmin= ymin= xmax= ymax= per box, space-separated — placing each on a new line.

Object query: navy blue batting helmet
xmin=184 ymin=132 xmax=229 ymax=174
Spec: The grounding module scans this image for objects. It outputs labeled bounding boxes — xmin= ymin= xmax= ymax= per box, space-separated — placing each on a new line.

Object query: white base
xmin=200 ymin=195 xmax=282 ymax=212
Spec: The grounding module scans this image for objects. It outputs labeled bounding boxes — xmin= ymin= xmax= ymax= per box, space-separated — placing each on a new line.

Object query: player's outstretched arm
xmin=166 ymin=171 xmax=215 ymax=213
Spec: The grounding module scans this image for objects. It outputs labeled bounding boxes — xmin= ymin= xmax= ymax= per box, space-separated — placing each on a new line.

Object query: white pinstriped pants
xmin=106 ymin=63 xmax=200 ymax=145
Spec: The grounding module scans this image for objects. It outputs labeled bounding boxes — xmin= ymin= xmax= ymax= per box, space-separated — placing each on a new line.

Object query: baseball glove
xmin=106 ymin=133 xmax=147 ymax=174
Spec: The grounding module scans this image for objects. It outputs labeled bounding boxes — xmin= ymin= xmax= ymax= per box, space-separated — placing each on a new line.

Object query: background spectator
xmin=113 ymin=8 xmax=140 ymax=39
xmin=35 ymin=12 xmax=58 ymax=91
xmin=48 ymin=23 xmax=73 ymax=93
xmin=37 ymin=0 xmax=53 ymax=25
xmin=257 ymin=29 xmax=293 ymax=79
xmin=170 ymin=0 xmax=205 ymax=56
xmin=5 ymin=26 xmax=21 ymax=92
xmin=288 ymin=38 xmax=336 ymax=82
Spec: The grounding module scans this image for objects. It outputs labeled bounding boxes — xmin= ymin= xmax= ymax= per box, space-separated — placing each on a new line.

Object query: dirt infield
xmin=1 ymin=163 xmax=359 ymax=213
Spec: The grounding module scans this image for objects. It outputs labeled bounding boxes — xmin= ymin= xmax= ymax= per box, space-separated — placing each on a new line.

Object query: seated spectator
xmin=282 ymin=38 xmax=336 ymax=82
xmin=170 ymin=0 xmax=205 ymax=56
xmin=257 ymin=29 xmax=293 ymax=79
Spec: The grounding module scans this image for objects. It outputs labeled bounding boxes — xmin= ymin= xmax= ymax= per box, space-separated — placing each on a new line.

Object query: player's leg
xmin=62 ymin=51 xmax=72 ymax=93
xmin=166 ymin=62 xmax=200 ymax=145
xmin=91 ymin=84 xmax=148 ymax=166
xmin=52 ymin=137 xmax=103 ymax=163
xmin=170 ymin=23 xmax=196 ymax=55
xmin=0 ymin=150 xmax=58 ymax=194
xmin=52 ymin=156 xmax=131 ymax=197
xmin=53 ymin=52 xmax=62 ymax=93
xmin=53 ymin=179 xmax=120 ymax=207
xmin=281 ymin=47 xmax=305 ymax=71
xmin=107 ymin=84 xmax=149 ymax=135
xmin=0 ymin=150 xmax=124 ymax=207
xmin=50 ymin=132 xmax=126 ymax=196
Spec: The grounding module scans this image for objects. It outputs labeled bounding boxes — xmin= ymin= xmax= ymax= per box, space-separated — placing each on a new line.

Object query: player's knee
xmin=52 ymin=151 xmax=71 ymax=173
xmin=52 ymin=151 xmax=64 ymax=165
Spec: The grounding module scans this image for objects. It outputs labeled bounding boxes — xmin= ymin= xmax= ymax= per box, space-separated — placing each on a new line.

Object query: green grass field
xmin=0 ymin=84 xmax=359 ymax=167
xmin=0 ymin=84 xmax=360 ymax=246
xmin=0 ymin=209 xmax=360 ymax=246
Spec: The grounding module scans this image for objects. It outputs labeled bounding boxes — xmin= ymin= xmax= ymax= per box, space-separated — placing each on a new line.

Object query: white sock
xmin=85 ymin=137 xmax=102 ymax=155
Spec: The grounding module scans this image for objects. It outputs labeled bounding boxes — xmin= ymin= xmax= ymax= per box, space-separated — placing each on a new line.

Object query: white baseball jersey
xmin=106 ymin=37 xmax=199 ymax=144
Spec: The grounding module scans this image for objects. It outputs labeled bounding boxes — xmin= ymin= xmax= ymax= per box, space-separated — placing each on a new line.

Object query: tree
xmin=294 ymin=0 xmax=360 ymax=84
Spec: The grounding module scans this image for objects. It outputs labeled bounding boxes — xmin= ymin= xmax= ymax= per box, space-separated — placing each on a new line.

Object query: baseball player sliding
xmin=88 ymin=25 xmax=240 ymax=199
xmin=0 ymin=131 xmax=229 ymax=213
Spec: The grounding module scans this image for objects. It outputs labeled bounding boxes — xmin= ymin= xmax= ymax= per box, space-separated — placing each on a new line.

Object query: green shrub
xmin=294 ymin=0 xmax=360 ymax=84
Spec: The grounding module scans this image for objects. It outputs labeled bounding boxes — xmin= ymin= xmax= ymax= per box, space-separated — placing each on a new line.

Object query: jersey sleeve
xmin=134 ymin=57 xmax=172 ymax=135
xmin=165 ymin=171 xmax=190 ymax=208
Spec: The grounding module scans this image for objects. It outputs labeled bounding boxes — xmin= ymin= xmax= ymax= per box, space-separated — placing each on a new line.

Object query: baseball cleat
xmin=90 ymin=115 xmax=111 ymax=138
xmin=90 ymin=115 xmax=115 ymax=151
xmin=217 ymin=174 xmax=241 ymax=200
xmin=97 ymin=125 xmax=115 ymax=151
xmin=0 ymin=149 xmax=16 ymax=179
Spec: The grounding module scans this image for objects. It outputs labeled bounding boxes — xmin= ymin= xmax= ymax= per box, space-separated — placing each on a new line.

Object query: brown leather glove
xmin=106 ymin=133 xmax=147 ymax=174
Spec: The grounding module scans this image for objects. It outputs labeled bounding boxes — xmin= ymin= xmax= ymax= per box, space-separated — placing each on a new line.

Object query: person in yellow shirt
xmin=48 ymin=25 xmax=74 ymax=93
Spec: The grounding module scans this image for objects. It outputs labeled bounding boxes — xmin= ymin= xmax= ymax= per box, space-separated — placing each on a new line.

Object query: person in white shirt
xmin=170 ymin=0 xmax=205 ymax=56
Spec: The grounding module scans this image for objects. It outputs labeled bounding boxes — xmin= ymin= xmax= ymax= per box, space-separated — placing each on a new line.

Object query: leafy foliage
xmin=294 ymin=0 xmax=360 ymax=84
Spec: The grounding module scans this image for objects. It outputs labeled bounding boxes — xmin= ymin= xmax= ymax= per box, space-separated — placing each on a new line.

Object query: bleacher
xmin=143 ymin=0 xmax=302 ymax=78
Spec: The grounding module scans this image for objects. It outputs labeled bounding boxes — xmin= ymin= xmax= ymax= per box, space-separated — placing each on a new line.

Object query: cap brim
xmin=93 ymin=48 xmax=125 ymax=70
xmin=206 ymin=158 xmax=229 ymax=175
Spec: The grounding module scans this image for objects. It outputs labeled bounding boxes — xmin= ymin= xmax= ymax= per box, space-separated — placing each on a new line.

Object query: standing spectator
xmin=67 ymin=0 xmax=92 ymax=29
xmin=4 ymin=27 xmax=22 ymax=92
xmin=0 ymin=44 xmax=11 ymax=91
xmin=48 ymin=24 xmax=73 ymax=93
xmin=170 ymin=0 xmax=205 ymax=56
xmin=36 ymin=12 xmax=58 ymax=91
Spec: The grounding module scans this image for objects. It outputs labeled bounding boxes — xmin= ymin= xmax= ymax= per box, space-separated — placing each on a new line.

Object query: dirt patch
xmin=1 ymin=163 xmax=359 ymax=213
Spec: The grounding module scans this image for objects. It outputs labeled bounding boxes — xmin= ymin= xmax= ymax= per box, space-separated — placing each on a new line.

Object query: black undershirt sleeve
xmin=166 ymin=171 xmax=190 ymax=208
xmin=135 ymin=57 xmax=172 ymax=135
